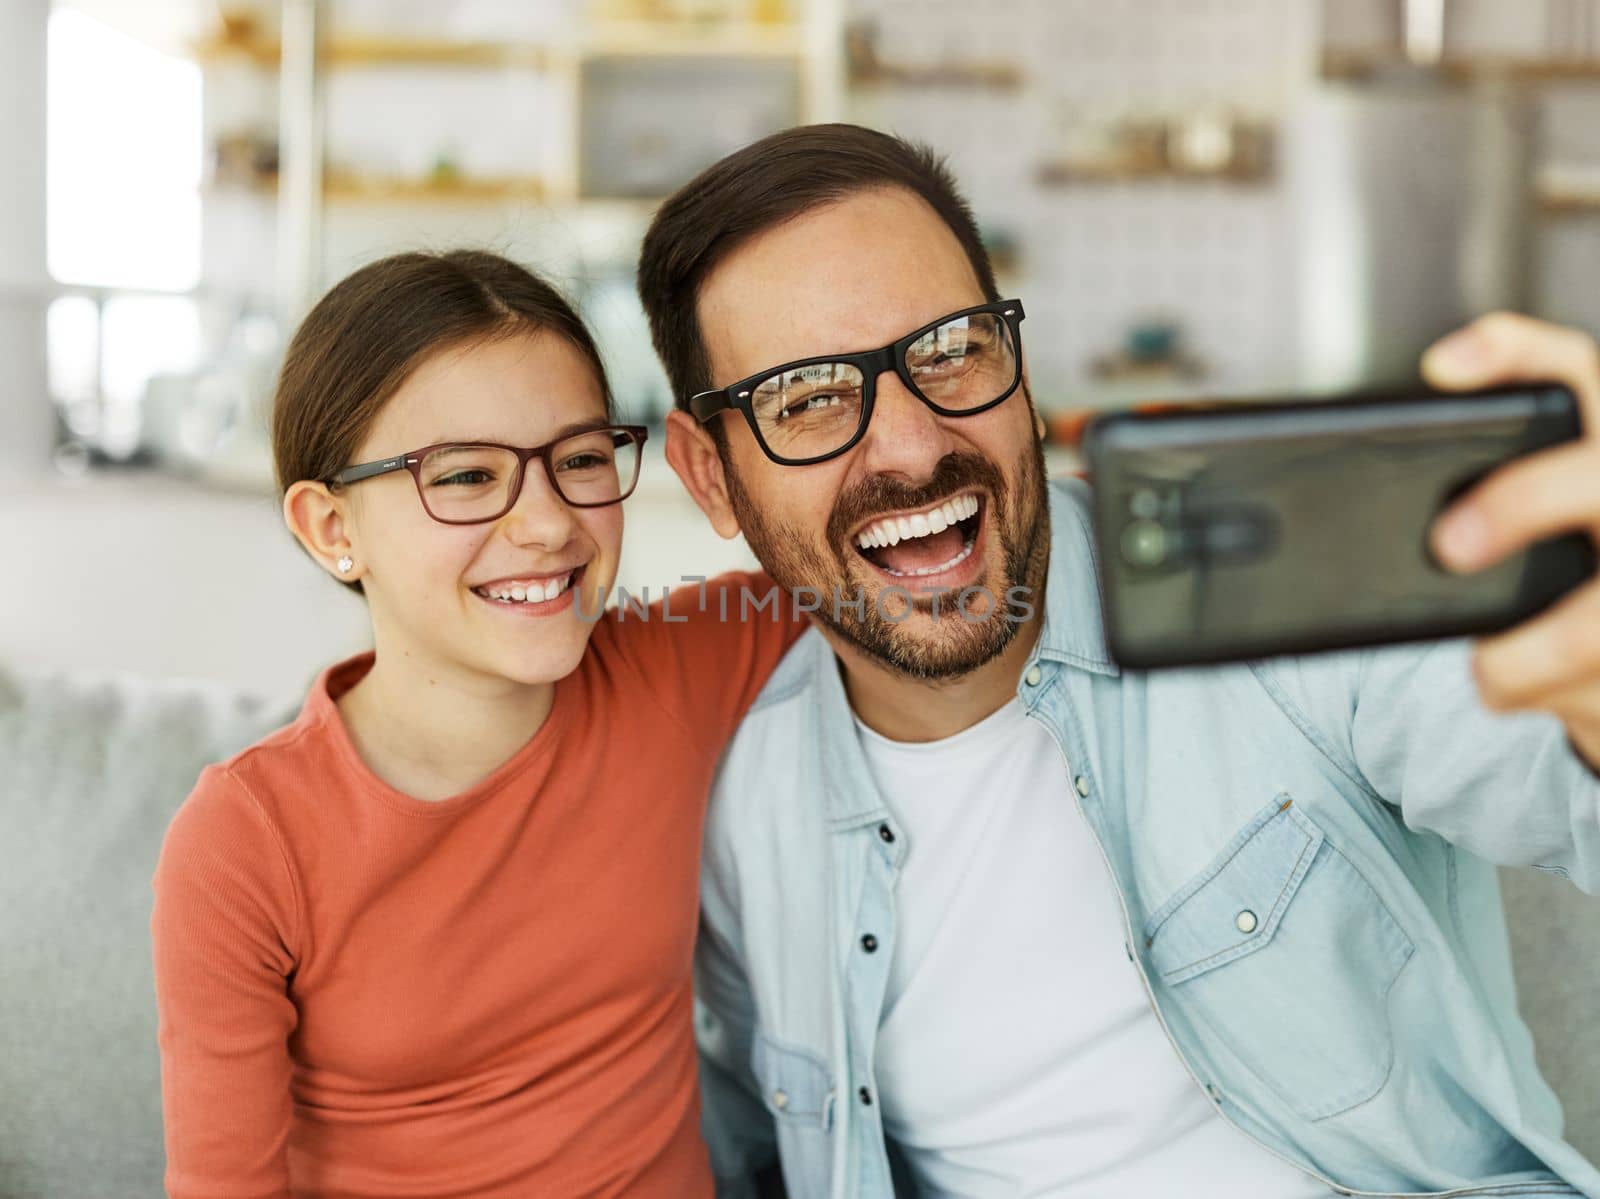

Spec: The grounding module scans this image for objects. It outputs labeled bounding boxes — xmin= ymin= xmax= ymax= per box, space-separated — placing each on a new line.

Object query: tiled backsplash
xmin=848 ymin=0 xmax=1312 ymax=403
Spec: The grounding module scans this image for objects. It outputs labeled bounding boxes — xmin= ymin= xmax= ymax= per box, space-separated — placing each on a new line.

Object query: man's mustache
xmin=826 ymin=452 xmax=1007 ymax=553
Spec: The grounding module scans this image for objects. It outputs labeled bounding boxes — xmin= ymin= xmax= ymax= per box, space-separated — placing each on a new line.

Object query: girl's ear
xmin=284 ymin=480 xmax=363 ymax=581
xmin=664 ymin=410 xmax=743 ymax=539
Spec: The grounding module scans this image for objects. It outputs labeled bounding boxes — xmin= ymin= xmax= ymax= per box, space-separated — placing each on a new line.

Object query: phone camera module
xmin=1121 ymin=518 xmax=1169 ymax=568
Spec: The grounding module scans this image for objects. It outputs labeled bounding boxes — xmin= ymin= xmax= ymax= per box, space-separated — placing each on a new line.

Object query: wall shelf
xmin=195 ymin=24 xmax=806 ymax=69
xmin=208 ymin=174 xmax=549 ymax=204
xmin=1538 ymin=188 xmax=1600 ymax=216
xmin=195 ymin=34 xmax=552 ymax=68
xmin=1035 ymin=162 xmax=1271 ymax=186
xmin=584 ymin=21 xmax=805 ymax=58
xmin=849 ymin=60 xmax=1023 ymax=89
xmin=1322 ymin=48 xmax=1600 ymax=84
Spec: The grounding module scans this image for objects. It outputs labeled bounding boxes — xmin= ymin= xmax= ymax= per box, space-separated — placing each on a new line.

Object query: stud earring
xmin=336 ymin=556 xmax=354 ymax=574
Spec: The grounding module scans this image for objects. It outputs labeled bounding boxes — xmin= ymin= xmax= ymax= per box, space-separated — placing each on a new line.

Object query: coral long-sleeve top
xmin=152 ymin=573 xmax=801 ymax=1198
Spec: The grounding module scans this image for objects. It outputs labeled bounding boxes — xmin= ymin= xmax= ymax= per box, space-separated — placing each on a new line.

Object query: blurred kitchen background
xmin=6 ymin=0 xmax=1600 ymax=697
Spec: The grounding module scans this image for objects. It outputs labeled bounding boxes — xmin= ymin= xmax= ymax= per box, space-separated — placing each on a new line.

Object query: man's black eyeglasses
xmin=688 ymin=299 xmax=1026 ymax=466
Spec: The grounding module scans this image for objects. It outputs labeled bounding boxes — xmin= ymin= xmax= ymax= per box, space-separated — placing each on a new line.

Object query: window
xmin=46 ymin=5 xmax=205 ymax=458
xmin=47 ymin=6 xmax=202 ymax=290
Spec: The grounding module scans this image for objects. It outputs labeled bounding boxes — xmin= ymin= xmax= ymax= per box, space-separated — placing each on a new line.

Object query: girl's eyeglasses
xmin=325 ymin=425 xmax=648 ymax=525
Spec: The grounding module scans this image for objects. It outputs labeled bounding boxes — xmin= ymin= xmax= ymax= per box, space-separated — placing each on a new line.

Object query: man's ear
xmin=1022 ymin=370 xmax=1046 ymax=442
xmin=283 ymin=480 xmax=362 ymax=581
xmin=665 ymin=410 xmax=743 ymax=540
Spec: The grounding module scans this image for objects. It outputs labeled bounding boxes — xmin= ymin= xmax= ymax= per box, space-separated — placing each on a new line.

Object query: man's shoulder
xmin=706 ymin=629 xmax=829 ymax=837
xmin=743 ymin=623 xmax=830 ymax=717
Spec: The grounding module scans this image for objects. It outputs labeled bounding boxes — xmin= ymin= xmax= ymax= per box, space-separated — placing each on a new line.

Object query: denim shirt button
xmin=772 ymin=1089 xmax=789 ymax=1110
xmin=1235 ymin=909 xmax=1259 ymax=935
xmin=1024 ymin=664 xmax=1043 ymax=687
xmin=861 ymin=933 xmax=879 ymax=953
xmin=877 ymin=824 xmax=896 ymax=844
xmin=1074 ymin=775 xmax=1090 ymax=797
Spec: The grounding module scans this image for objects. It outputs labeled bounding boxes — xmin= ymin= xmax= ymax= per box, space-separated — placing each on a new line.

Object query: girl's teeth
xmin=480 ymin=573 xmax=573 ymax=603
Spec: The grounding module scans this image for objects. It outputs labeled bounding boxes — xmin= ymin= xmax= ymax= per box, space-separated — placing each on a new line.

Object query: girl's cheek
xmin=584 ymin=510 xmax=625 ymax=559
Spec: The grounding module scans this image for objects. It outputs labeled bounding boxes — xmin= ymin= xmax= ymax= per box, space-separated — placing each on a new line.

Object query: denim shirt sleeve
xmin=696 ymin=829 xmax=781 ymax=1198
xmin=1252 ymin=640 xmax=1600 ymax=895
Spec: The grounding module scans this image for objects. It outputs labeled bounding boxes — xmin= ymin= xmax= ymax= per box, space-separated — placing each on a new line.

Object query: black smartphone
xmin=1081 ymin=382 xmax=1596 ymax=669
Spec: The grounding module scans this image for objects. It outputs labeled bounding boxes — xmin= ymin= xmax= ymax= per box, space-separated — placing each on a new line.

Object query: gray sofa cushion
xmin=0 ymin=666 xmax=294 ymax=1199
xmin=0 ymin=665 xmax=1595 ymax=1194
xmin=1502 ymin=865 xmax=1600 ymax=1166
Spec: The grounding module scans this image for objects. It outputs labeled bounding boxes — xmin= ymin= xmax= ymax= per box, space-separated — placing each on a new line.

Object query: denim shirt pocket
xmin=750 ymin=1032 xmax=835 ymax=1198
xmin=1143 ymin=796 xmax=1415 ymax=1122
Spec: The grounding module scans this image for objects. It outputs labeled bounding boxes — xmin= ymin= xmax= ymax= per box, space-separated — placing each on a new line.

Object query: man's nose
xmin=854 ymin=371 xmax=956 ymax=480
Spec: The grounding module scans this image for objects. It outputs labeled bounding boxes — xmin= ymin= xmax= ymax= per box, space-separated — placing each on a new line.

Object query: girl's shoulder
xmin=169 ymin=657 xmax=359 ymax=848
xmin=168 ymin=710 xmax=323 ymax=862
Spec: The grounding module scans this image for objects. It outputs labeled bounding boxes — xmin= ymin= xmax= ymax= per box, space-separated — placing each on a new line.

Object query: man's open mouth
xmin=851 ymin=492 xmax=984 ymax=579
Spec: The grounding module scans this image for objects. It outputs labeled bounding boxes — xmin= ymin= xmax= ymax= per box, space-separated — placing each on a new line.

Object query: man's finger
xmin=1422 ymin=312 xmax=1600 ymax=418
xmin=1431 ymin=441 xmax=1600 ymax=572
xmin=1527 ymin=679 xmax=1600 ymax=771
xmin=1472 ymin=579 xmax=1600 ymax=710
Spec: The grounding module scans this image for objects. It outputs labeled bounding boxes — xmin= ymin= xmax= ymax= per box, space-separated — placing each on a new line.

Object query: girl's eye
xmin=433 ymin=469 xmax=494 ymax=487
xmin=558 ymin=453 xmax=610 ymax=472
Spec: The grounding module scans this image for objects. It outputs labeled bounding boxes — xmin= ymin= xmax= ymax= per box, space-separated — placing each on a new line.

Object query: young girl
xmin=151 ymin=250 xmax=803 ymax=1198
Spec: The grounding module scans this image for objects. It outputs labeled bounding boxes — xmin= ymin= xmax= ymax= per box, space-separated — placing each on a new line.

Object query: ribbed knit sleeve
xmin=151 ymin=763 xmax=303 ymax=1199
xmin=599 ymin=570 xmax=806 ymax=755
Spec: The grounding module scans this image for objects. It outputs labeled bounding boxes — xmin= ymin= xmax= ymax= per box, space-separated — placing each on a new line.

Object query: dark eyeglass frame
xmin=688 ymin=299 xmax=1026 ymax=466
xmin=324 ymin=424 xmax=649 ymax=524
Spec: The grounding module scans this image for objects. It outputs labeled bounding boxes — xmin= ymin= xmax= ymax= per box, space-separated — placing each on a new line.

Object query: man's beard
xmin=725 ymin=434 xmax=1051 ymax=682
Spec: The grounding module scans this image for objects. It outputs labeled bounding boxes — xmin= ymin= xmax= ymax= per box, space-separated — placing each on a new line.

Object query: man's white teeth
xmin=479 ymin=573 xmax=573 ymax=603
xmin=879 ymin=538 xmax=978 ymax=578
xmin=855 ymin=494 xmax=979 ymax=549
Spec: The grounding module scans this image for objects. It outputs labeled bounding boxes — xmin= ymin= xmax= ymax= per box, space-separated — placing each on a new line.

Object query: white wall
xmin=0 ymin=455 xmax=756 ymax=700
xmin=0 ymin=0 xmax=53 ymax=477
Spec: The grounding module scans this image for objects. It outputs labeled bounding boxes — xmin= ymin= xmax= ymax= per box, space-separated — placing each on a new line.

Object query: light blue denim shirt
xmin=695 ymin=476 xmax=1600 ymax=1199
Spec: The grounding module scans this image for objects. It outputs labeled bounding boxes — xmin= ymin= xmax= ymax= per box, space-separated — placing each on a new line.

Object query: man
xmin=637 ymin=123 xmax=1600 ymax=1197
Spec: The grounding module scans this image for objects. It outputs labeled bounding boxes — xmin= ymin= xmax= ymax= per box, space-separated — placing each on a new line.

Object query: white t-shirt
xmin=856 ymin=698 xmax=1329 ymax=1198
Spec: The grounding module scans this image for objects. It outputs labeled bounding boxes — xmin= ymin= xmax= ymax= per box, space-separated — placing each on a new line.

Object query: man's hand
xmin=1426 ymin=312 xmax=1600 ymax=770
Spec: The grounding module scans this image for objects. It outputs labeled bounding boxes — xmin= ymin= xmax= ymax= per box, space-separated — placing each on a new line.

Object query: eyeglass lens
xmin=748 ymin=311 xmax=1017 ymax=462
xmin=415 ymin=429 xmax=641 ymax=521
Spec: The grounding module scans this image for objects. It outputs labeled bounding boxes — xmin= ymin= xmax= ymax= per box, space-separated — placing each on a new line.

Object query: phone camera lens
xmin=1130 ymin=488 xmax=1162 ymax=519
xmin=1121 ymin=518 xmax=1168 ymax=568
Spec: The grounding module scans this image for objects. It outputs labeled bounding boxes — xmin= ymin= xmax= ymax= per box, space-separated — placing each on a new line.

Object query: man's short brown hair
xmin=636 ymin=123 xmax=1000 ymax=415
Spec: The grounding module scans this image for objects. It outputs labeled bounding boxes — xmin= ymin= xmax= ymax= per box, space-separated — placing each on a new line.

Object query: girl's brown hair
xmin=272 ymin=250 xmax=612 ymax=591
xmin=272 ymin=249 xmax=608 ymax=493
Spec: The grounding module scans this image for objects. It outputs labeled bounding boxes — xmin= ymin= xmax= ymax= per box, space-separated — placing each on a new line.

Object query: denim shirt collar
xmin=813 ymin=476 xmax=1116 ymax=829
xmin=1034 ymin=475 xmax=1119 ymax=677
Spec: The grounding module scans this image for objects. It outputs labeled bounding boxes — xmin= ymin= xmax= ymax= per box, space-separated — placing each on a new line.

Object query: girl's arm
xmin=151 ymin=766 xmax=300 ymax=1199
xmin=602 ymin=571 xmax=809 ymax=751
